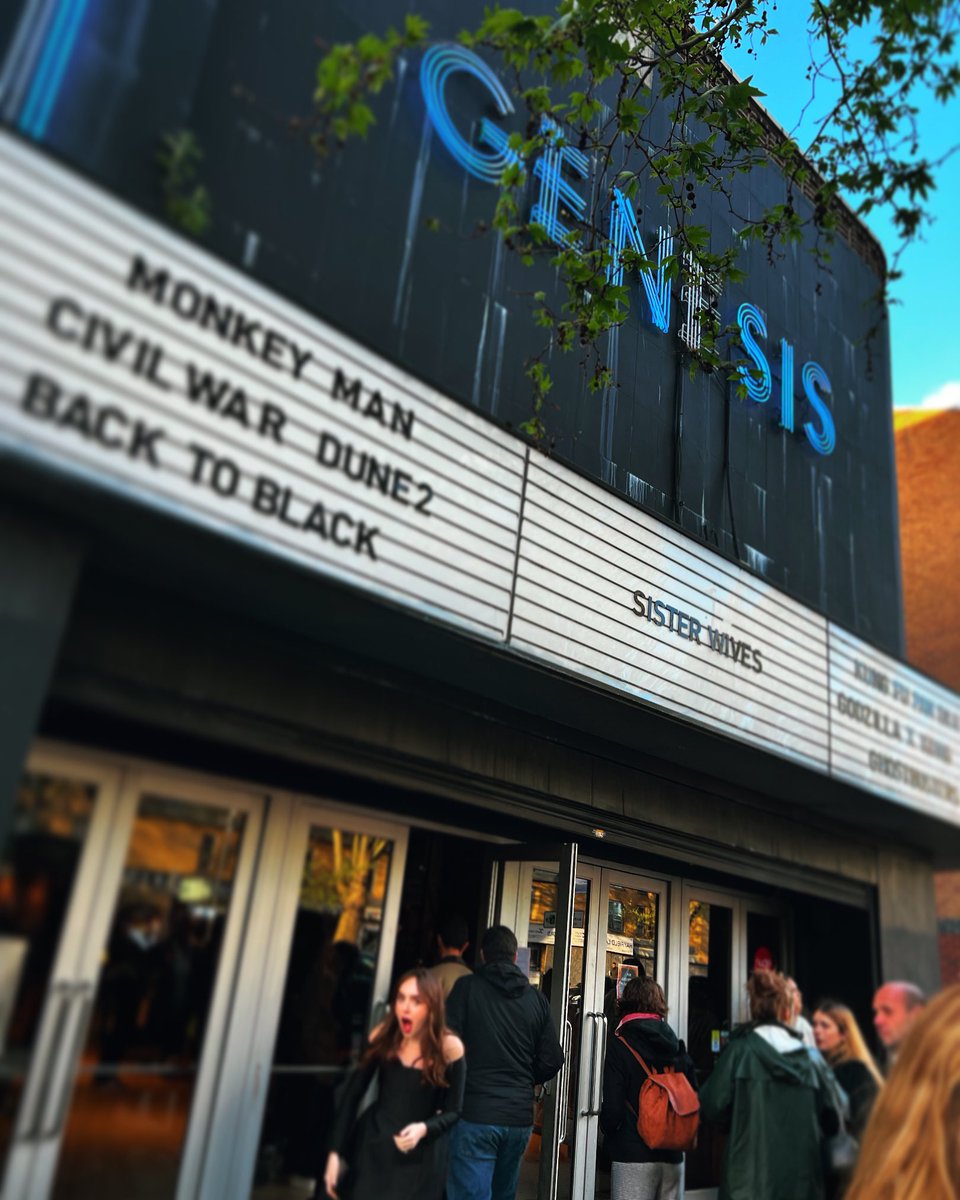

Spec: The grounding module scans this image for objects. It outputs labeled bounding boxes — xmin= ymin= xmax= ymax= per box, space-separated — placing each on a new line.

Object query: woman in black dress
xmin=323 ymin=967 xmax=465 ymax=1200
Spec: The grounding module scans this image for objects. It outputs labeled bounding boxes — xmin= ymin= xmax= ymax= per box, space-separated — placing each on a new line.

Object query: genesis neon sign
xmin=419 ymin=43 xmax=837 ymax=456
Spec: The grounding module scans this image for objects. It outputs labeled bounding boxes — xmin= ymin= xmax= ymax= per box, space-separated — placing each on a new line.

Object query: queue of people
xmin=322 ymin=926 xmax=955 ymax=1200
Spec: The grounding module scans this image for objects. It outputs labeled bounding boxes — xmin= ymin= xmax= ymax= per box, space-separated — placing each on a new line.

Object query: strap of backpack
xmin=614 ymin=1032 xmax=653 ymax=1076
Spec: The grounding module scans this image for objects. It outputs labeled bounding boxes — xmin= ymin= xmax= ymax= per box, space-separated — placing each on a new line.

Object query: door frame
xmin=3 ymin=741 xmax=268 ymax=1200
xmin=2 ymin=746 xmax=125 ymax=1200
xmin=200 ymin=794 xmax=410 ymax=1200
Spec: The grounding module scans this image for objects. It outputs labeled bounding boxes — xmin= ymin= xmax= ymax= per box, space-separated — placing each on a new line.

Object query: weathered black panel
xmin=0 ymin=0 xmax=903 ymax=653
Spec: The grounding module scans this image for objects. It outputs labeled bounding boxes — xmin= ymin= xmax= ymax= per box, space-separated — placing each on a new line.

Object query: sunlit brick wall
xmin=895 ymin=409 xmax=960 ymax=986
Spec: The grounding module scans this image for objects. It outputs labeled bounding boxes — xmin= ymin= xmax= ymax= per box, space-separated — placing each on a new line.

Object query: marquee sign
xmin=509 ymin=454 xmax=830 ymax=770
xmin=829 ymin=625 xmax=960 ymax=819
xmin=0 ymin=130 xmax=956 ymax=825
xmin=0 ymin=131 xmax=525 ymax=641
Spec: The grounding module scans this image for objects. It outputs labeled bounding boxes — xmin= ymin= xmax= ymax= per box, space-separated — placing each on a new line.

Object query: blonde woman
xmin=845 ymin=984 xmax=960 ymax=1200
xmin=811 ymin=1001 xmax=882 ymax=1137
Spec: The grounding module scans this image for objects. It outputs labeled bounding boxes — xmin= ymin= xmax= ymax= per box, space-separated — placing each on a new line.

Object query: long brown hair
xmin=846 ymin=984 xmax=960 ymax=1200
xmin=814 ymin=1000 xmax=883 ymax=1088
xmin=362 ymin=968 xmax=450 ymax=1087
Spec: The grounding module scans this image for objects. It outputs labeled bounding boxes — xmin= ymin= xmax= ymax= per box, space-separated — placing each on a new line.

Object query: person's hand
xmin=324 ymin=1151 xmax=341 ymax=1199
xmin=393 ymin=1121 xmax=427 ymax=1153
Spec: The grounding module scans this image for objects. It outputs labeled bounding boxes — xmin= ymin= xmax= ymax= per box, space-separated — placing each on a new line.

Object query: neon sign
xmin=420 ymin=44 xmax=519 ymax=185
xmin=608 ymin=188 xmax=673 ymax=334
xmin=419 ymin=43 xmax=838 ymax=456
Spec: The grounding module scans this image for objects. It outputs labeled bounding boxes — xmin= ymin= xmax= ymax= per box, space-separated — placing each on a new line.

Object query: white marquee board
xmin=510 ymin=455 xmax=830 ymax=770
xmin=1 ymin=131 xmax=958 ymax=827
xmin=0 ymin=132 xmax=525 ymax=641
xmin=829 ymin=624 xmax=960 ymax=820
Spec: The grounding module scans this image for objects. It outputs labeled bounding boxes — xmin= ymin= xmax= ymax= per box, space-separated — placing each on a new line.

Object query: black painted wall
xmin=0 ymin=0 xmax=904 ymax=654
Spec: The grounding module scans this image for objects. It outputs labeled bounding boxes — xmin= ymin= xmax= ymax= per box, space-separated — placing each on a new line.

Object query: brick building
xmin=895 ymin=408 xmax=960 ymax=984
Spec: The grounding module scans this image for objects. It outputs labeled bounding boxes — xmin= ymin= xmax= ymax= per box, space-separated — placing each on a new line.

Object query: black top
xmin=446 ymin=960 xmax=564 ymax=1125
xmin=832 ymin=1058 xmax=879 ymax=1139
xmin=330 ymin=1054 xmax=465 ymax=1200
xmin=599 ymin=1016 xmax=698 ymax=1164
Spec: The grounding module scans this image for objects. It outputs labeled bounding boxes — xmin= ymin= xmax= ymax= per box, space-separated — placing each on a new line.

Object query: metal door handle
xmin=40 ymin=984 xmax=94 ymax=1140
xmin=556 ymin=1018 xmax=573 ymax=1147
xmin=579 ymin=1012 xmax=602 ymax=1116
xmin=591 ymin=1014 xmax=607 ymax=1115
xmin=18 ymin=981 xmax=74 ymax=1141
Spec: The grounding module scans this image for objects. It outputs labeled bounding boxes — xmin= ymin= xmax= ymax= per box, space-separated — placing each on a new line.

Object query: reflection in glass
xmin=250 ymin=825 xmax=393 ymax=1198
xmin=51 ymin=795 xmax=246 ymax=1200
xmin=747 ymin=911 xmax=781 ymax=976
xmin=0 ymin=774 xmax=95 ymax=1174
xmin=603 ymin=885 xmax=658 ymax=1020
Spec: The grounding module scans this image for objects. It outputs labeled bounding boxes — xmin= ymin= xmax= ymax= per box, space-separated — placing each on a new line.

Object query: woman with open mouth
xmin=324 ymin=967 xmax=465 ymax=1200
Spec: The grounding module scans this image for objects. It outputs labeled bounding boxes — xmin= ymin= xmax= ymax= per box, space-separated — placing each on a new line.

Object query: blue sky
xmin=725 ymin=9 xmax=960 ymax=410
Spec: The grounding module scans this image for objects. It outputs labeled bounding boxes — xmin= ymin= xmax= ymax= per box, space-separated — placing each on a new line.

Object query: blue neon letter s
xmin=420 ymin=44 xmax=519 ymax=183
xmin=736 ymin=303 xmax=772 ymax=404
xmin=801 ymin=362 xmax=837 ymax=455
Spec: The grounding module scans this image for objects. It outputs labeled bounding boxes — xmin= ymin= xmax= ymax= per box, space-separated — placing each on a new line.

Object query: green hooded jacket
xmin=699 ymin=1023 xmax=842 ymax=1200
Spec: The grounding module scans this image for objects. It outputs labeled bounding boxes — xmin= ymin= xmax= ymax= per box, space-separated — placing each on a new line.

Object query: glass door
xmin=679 ymin=886 xmax=736 ymax=1198
xmin=200 ymin=797 xmax=408 ymax=1200
xmin=481 ymin=843 xmax=577 ymax=1200
xmin=1 ymin=747 xmax=123 ymax=1200
xmin=2 ymin=745 xmax=266 ymax=1200
xmin=572 ymin=868 xmax=669 ymax=1200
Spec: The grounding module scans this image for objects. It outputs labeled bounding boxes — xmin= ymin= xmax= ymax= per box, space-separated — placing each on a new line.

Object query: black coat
xmin=599 ymin=1016 xmax=698 ymax=1164
xmin=832 ymin=1058 xmax=879 ymax=1139
xmin=445 ymin=960 xmax=564 ymax=1126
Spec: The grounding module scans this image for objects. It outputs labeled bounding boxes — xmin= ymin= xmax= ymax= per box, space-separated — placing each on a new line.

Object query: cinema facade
xmin=1 ymin=3 xmax=959 ymax=1200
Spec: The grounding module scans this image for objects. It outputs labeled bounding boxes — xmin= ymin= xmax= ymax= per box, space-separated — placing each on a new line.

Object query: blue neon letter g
xmin=420 ymin=44 xmax=517 ymax=183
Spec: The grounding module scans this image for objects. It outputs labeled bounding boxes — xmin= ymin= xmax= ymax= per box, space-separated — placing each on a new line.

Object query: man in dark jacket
xmin=445 ymin=925 xmax=564 ymax=1200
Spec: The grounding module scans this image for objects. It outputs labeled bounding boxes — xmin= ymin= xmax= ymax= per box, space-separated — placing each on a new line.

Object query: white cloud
xmin=918 ymin=381 xmax=960 ymax=410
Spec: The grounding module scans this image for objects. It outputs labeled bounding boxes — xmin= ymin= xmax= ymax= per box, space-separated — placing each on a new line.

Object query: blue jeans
xmin=446 ymin=1119 xmax=533 ymax=1200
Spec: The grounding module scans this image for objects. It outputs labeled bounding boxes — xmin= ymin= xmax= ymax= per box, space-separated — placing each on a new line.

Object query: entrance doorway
xmin=676 ymin=885 xmax=783 ymax=1197
xmin=498 ymin=860 xmax=669 ymax=1200
xmin=2 ymin=749 xmax=855 ymax=1200
xmin=496 ymin=861 xmax=785 ymax=1200
xmin=0 ymin=744 xmax=266 ymax=1200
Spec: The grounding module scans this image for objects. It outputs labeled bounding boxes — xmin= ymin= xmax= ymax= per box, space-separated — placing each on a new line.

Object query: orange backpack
xmin=616 ymin=1034 xmax=700 ymax=1151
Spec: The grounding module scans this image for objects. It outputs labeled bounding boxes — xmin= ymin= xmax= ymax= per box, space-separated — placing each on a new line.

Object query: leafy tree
xmin=157 ymin=129 xmax=212 ymax=236
xmin=309 ymin=1 xmax=958 ymax=429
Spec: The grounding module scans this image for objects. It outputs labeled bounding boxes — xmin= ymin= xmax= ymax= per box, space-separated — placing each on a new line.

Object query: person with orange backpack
xmin=599 ymin=976 xmax=700 ymax=1200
